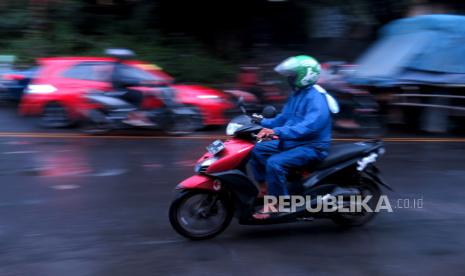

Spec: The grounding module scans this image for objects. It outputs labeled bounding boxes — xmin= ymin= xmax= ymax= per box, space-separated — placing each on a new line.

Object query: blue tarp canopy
xmin=349 ymin=15 xmax=465 ymax=86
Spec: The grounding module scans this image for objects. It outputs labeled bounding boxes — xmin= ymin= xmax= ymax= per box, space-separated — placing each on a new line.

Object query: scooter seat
xmin=315 ymin=142 xmax=376 ymax=170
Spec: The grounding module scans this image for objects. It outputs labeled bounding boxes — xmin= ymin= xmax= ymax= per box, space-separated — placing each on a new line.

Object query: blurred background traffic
xmin=1 ymin=0 xmax=465 ymax=136
xmin=2 ymin=1 xmax=465 ymax=275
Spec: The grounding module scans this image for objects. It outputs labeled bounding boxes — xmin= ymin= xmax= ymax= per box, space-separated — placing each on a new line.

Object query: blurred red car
xmin=19 ymin=57 xmax=234 ymax=127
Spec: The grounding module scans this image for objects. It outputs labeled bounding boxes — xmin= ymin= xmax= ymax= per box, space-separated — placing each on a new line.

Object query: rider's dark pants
xmin=250 ymin=140 xmax=327 ymax=196
xmin=121 ymin=89 xmax=144 ymax=108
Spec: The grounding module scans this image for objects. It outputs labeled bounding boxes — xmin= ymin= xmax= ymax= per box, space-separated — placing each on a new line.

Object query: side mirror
xmin=237 ymin=96 xmax=246 ymax=114
xmin=237 ymin=95 xmax=244 ymax=105
xmin=262 ymin=106 xmax=277 ymax=118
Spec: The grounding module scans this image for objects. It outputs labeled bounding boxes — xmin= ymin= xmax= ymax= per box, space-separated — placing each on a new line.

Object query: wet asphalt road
xmin=0 ymin=106 xmax=465 ymax=276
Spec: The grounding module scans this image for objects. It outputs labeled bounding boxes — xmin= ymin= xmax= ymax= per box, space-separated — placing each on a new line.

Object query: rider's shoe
xmin=252 ymin=203 xmax=277 ymax=220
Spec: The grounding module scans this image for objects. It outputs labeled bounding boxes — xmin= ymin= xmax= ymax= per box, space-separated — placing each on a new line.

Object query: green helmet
xmin=274 ymin=55 xmax=321 ymax=89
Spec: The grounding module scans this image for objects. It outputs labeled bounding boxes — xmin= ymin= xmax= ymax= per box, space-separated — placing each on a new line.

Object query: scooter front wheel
xmin=80 ymin=109 xmax=112 ymax=135
xmin=169 ymin=190 xmax=233 ymax=240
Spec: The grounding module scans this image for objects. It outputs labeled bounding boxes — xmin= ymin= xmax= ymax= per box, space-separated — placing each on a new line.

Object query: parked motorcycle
xmin=169 ymin=103 xmax=391 ymax=240
xmin=80 ymin=87 xmax=201 ymax=135
xmin=320 ymin=62 xmax=385 ymax=138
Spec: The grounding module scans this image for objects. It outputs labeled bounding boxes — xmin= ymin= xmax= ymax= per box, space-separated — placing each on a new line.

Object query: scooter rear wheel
xmin=162 ymin=106 xmax=202 ymax=136
xmin=331 ymin=179 xmax=381 ymax=227
xmin=169 ymin=190 xmax=233 ymax=240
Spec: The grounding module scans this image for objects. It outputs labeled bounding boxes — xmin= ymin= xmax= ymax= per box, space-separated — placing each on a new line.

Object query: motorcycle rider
xmin=111 ymin=58 xmax=160 ymax=127
xmin=250 ymin=55 xmax=339 ymax=217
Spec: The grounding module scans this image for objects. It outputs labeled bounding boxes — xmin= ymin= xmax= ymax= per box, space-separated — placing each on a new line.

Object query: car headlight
xmin=194 ymin=157 xmax=219 ymax=173
xmin=26 ymin=84 xmax=57 ymax=94
xmin=226 ymin=122 xmax=243 ymax=136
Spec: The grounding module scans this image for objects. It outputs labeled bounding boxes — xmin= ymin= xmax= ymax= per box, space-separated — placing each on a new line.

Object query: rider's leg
xmin=266 ymin=146 xmax=327 ymax=197
xmin=121 ymin=89 xmax=155 ymax=126
xmin=253 ymin=146 xmax=327 ymax=219
xmin=121 ymin=89 xmax=144 ymax=108
xmin=249 ymin=140 xmax=280 ymax=196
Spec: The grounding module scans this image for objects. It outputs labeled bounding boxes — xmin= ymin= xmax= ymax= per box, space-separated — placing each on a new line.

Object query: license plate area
xmin=207 ymin=140 xmax=225 ymax=155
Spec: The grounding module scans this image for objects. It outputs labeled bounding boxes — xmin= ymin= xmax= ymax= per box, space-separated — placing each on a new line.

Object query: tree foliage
xmin=0 ymin=0 xmax=416 ymax=83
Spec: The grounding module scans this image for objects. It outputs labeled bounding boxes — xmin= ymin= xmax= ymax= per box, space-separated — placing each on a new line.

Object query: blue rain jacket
xmin=261 ymin=85 xmax=331 ymax=150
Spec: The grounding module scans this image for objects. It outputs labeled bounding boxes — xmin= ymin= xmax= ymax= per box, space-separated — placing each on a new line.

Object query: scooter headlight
xmin=194 ymin=157 xmax=219 ymax=173
xmin=226 ymin=122 xmax=243 ymax=136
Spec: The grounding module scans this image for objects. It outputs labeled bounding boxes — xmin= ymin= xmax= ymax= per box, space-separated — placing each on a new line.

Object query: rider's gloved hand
xmin=251 ymin=113 xmax=263 ymax=124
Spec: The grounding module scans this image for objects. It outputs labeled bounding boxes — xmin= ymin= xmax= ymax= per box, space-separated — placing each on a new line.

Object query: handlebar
xmin=251 ymin=132 xmax=279 ymax=143
xmin=251 ymin=133 xmax=262 ymax=143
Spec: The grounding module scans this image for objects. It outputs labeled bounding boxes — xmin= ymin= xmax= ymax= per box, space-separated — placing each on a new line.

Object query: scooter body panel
xmin=205 ymin=139 xmax=255 ymax=174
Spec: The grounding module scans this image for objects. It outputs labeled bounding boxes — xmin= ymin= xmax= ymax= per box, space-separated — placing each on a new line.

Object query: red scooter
xmin=169 ymin=105 xmax=391 ymax=240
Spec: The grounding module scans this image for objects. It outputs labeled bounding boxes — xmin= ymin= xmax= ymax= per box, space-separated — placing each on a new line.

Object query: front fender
xmin=210 ymin=170 xmax=258 ymax=199
xmin=176 ymin=175 xmax=216 ymax=191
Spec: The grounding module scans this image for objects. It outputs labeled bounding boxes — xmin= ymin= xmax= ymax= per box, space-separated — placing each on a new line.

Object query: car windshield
xmin=117 ymin=64 xmax=160 ymax=82
xmin=63 ymin=62 xmax=114 ymax=82
xmin=130 ymin=62 xmax=174 ymax=83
